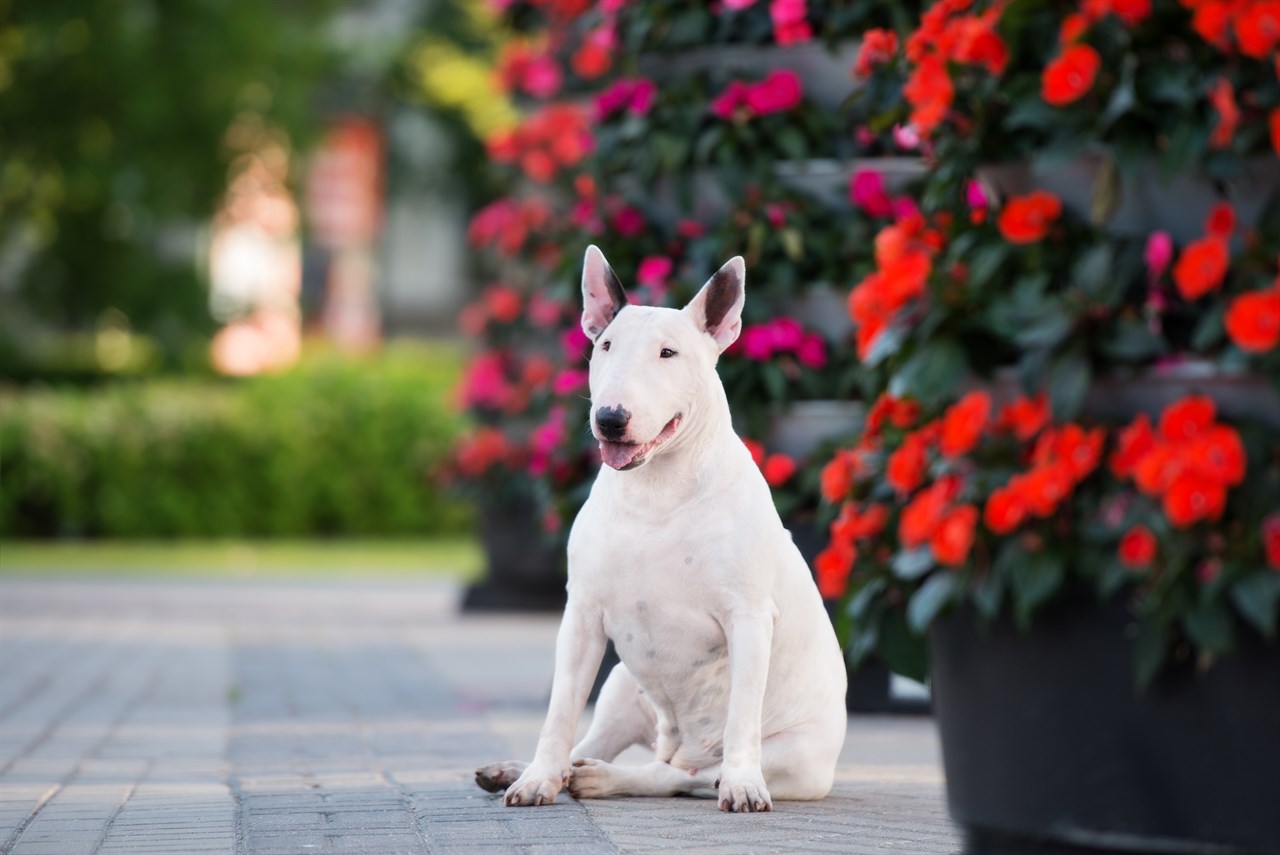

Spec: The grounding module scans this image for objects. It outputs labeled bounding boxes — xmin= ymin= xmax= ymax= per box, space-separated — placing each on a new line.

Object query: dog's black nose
xmin=595 ymin=405 xmax=631 ymax=441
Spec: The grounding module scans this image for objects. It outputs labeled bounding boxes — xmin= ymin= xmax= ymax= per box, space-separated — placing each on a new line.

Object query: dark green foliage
xmin=0 ymin=345 xmax=470 ymax=538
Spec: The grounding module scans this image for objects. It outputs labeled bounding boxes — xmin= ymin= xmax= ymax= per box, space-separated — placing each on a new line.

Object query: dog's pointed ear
xmin=684 ymin=256 xmax=745 ymax=352
xmin=581 ymin=245 xmax=628 ymax=339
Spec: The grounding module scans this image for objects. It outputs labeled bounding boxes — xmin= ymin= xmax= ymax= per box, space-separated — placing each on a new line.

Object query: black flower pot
xmin=462 ymin=497 xmax=566 ymax=612
xmin=930 ymin=598 xmax=1280 ymax=854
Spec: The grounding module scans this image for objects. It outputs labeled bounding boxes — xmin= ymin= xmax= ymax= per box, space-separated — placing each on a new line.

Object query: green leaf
xmin=1101 ymin=318 xmax=1163 ymax=362
xmin=1134 ymin=615 xmax=1168 ymax=690
xmin=1183 ymin=603 xmax=1235 ymax=655
xmin=863 ymin=324 xmax=907 ymax=367
xmin=889 ymin=337 xmax=968 ymax=405
xmin=877 ymin=611 xmax=929 ymax=683
xmin=1090 ymin=154 xmax=1121 ymax=226
xmin=967 ymin=243 xmax=1010 ymax=289
xmin=1229 ymin=573 xmax=1280 ymax=638
xmin=848 ymin=577 xmax=888 ymax=620
xmin=762 ymin=363 xmax=787 ymax=401
xmin=1009 ymin=549 xmax=1065 ymax=626
xmin=777 ymin=127 xmax=807 ymax=160
xmin=972 ymin=570 xmax=1005 ymax=620
xmin=1048 ymin=348 xmax=1091 ymax=421
xmin=1072 ymin=243 xmax=1114 ymax=303
xmin=892 ymin=547 xmax=935 ymax=580
xmin=1014 ymin=312 xmax=1073 ymax=350
xmin=1191 ymin=302 xmax=1226 ymax=352
xmin=907 ymin=572 xmax=960 ymax=633
xmin=846 ymin=622 xmax=880 ymax=667
xmin=1097 ymin=558 xmax=1130 ymax=599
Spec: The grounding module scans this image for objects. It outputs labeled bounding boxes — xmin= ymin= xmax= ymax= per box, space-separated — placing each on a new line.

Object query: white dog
xmin=475 ymin=246 xmax=847 ymax=812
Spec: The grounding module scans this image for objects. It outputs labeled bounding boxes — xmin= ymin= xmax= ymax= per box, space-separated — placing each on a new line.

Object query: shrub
xmin=0 ymin=343 xmax=471 ymax=538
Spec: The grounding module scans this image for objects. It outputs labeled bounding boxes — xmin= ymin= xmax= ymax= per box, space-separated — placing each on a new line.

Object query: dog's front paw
xmin=502 ymin=764 xmax=568 ymax=807
xmin=475 ymin=761 xmax=526 ymax=793
xmin=717 ymin=766 xmax=772 ymax=813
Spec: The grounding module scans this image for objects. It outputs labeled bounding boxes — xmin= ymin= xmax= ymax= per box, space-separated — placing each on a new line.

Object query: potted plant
xmin=821 ymin=0 xmax=1280 ymax=849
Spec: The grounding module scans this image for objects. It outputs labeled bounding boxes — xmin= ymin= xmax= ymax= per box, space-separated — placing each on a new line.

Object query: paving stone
xmin=0 ymin=577 xmax=958 ymax=853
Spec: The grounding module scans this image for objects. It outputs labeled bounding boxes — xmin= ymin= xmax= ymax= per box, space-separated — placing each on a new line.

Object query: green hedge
xmin=0 ymin=343 xmax=472 ymax=538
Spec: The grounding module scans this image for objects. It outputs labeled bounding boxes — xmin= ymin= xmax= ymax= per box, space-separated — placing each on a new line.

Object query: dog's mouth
xmin=598 ymin=414 xmax=683 ymax=471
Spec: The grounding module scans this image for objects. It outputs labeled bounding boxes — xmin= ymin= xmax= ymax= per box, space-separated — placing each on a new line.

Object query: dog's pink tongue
xmin=599 ymin=441 xmax=641 ymax=470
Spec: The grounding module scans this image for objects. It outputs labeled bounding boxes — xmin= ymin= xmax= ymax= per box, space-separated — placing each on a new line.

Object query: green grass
xmin=0 ymin=538 xmax=483 ymax=580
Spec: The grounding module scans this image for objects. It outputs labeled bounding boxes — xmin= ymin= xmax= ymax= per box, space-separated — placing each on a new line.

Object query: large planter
xmin=930 ymin=597 xmax=1280 ymax=854
xmin=977 ymin=155 xmax=1280 ymax=244
xmin=462 ymin=496 xmax=566 ymax=612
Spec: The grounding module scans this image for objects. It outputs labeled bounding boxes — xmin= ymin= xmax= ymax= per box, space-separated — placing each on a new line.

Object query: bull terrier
xmin=475 ymin=246 xmax=847 ymax=812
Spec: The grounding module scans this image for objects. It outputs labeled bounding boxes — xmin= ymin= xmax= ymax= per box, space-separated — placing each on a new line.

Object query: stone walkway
xmin=0 ymin=577 xmax=959 ymax=854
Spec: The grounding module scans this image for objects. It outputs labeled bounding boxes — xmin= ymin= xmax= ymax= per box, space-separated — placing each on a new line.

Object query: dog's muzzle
xmin=598 ymin=414 xmax=682 ymax=470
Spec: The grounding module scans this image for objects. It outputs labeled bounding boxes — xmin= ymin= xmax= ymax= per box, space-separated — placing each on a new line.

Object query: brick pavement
xmin=0 ymin=577 xmax=959 ymax=854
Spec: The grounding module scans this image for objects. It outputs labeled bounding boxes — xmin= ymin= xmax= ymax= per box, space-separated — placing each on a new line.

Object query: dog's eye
xmin=601 ymin=340 xmax=611 ymax=352
xmin=659 ymin=348 xmax=677 ymax=359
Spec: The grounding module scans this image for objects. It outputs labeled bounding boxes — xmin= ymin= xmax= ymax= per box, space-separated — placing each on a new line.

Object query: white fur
xmin=484 ymin=248 xmax=847 ymax=813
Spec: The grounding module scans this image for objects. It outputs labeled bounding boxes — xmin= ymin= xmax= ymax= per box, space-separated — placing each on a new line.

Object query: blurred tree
xmin=0 ymin=0 xmax=337 ymax=370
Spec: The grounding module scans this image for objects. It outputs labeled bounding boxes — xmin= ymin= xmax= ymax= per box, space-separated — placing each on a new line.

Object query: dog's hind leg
xmin=569 ymin=759 xmax=717 ymax=799
xmin=571 ymin=662 xmax=657 ymax=762
xmin=475 ymin=761 xmax=527 ymax=793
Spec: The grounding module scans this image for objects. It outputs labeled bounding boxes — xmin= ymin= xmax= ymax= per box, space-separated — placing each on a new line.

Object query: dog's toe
xmin=475 ymin=761 xmax=524 ymax=793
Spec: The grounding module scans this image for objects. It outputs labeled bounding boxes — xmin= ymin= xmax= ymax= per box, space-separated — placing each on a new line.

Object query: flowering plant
xmin=820 ymin=0 xmax=1280 ymax=685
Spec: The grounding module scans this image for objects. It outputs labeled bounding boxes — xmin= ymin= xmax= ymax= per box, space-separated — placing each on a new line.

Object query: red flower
xmin=1164 ymin=475 xmax=1227 ymax=527
xmin=1191 ymin=1 xmax=1233 ymax=48
xmin=832 ymin=503 xmax=889 ymax=543
xmin=1134 ymin=444 xmax=1183 ymax=496
xmin=742 ymin=438 xmax=767 ymax=469
xmin=1109 ymin=0 xmax=1152 ymax=25
xmin=940 ymin=391 xmax=991 ymax=458
xmin=1056 ymin=424 xmax=1106 ymax=482
xmin=1022 ymin=462 xmax=1075 ymax=518
xmin=1041 ymin=44 xmax=1101 ymax=106
xmin=1225 ymin=287 xmax=1280 ymax=353
xmin=867 ymin=393 xmax=922 ymax=435
xmin=1159 ymin=395 xmax=1217 ymax=443
xmin=997 ymin=191 xmax=1062 ymax=244
xmin=997 ymin=393 xmax=1051 ymax=440
xmin=816 ymin=539 xmax=856 ymax=598
xmin=820 ymin=450 xmax=863 ymax=503
xmin=763 ymin=453 xmax=798 ymax=487
xmin=887 ymin=432 xmax=930 ymax=495
xmin=1263 ymin=513 xmax=1280 ymax=570
xmin=900 ymin=479 xmax=955 ymax=547
xmin=1172 ymin=237 xmax=1229 ymax=300
xmin=904 ymin=55 xmax=953 ymax=135
xmin=1110 ymin=413 xmax=1156 ymax=479
xmin=1234 ymin=2 xmax=1280 ymax=59
xmin=1208 ymin=77 xmax=1238 ymax=150
xmin=985 ymin=485 xmax=1026 ymax=534
xmin=1119 ymin=525 xmax=1157 ymax=569
xmin=855 ymin=29 xmax=899 ymax=77
xmin=931 ymin=505 xmax=978 ymax=566
xmin=1059 ymin=13 xmax=1091 ymax=42
xmin=1205 ymin=202 xmax=1236 ymax=238
xmin=1187 ymin=425 xmax=1246 ymax=486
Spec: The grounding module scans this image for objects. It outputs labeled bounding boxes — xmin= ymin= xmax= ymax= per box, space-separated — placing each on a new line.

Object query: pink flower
xmin=460 ymin=352 xmax=511 ymax=410
xmin=711 ymin=81 xmax=751 ymax=119
xmin=770 ymin=0 xmax=812 ymax=45
xmin=529 ymin=291 xmax=563 ymax=328
xmin=769 ymin=317 xmax=805 ymax=351
xmin=892 ymin=196 xmax=920 ymax=221
xmin=741 ymin=326 xmax=774 ymax=360
xmin=595 ymin=80 xmax=633 ymax=119
xmin=766 ymin=203 xmax=787 ymax=228
xmin=528 ymin=406 xmax=567 ymax=475
xmin=629 ymin=79 xmax=657 ymax=115
xmin=965 ymin=179 xmax=988 ymax=209
xmin=744 ymin=70 xmax=803 ymax=115
xmin=850 ymin=169 xmax=892 ymax=217
xmin=893 ymin=123 xmax=920 ymax=151
xmin=855 ymin=126 xmax=878 ymax=148
xmin=797 ymin=334 xmax=827 ymax=368
xmin=723 ymin=0 xmax=758 ymax=8
xmin=637 ymin=255 xmax=673 ymax=284
xmin=1145 ymin=231 xmax=1173 ymax=281
xmin=677 ymin=218 xmax=706 ymax=238
xmin=552 ymin=369 xmax=589 ymax=396
xmin=524 ymin=55 xmax=562 ymax=99
xmin=560 ymin=325 xmax=590 ymax=361
xmin=611 ymin=205 xmax=645 ymax=236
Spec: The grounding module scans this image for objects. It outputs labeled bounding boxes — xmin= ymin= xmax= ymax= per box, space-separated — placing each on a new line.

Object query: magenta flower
xmin=677 ymin=218 xmax=706 ymax=238
xmin=637 ymin=255 xmax=673 ymax=284
xmin=711 ymin=81 xmax=751 ymax=119
xmin=850 ymin=169 xmax=892 ymax=218
xmin=964 ymin=179 xmax=988 ymax=210
xmin=766 ymin=204 xmax=787 ymax=228
xmin=892 ymin=196 xmax=920 ymax=221
xmin=723 ymin=0 xmax=758 ymax=8
xmin=744 ymin=70 xmax=803 ymax=115
xmin=769 ymin=0 xmax=812 ymax=45
xmin=629 ymin=79 xmax=656 ymax=115
xmin=741 ymin=326 xmax=774 ymax=360
xmin=769 ymin=317 xmax=804 ymax=351
xmin=552 ymin=369 xmax=589 ymax=396
xmin=1144 ymin=231 xmax=1173 ymax=281
xmin=460 ymin=352 xmax=511 ymax=410
xmin=524 ymin=55 xmax=562 ymax=99
xmin=855 ymin=126 xmax=877 ymax=149
xmin=611 ymin=205 xmax=645 ymax=237
xmin=796 ymin=334 xmax=827 ymax=369
xmin=560 ymin=326 xmax=590 ymax=361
